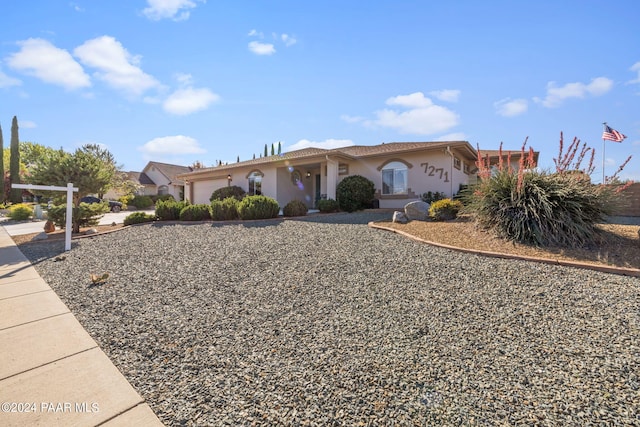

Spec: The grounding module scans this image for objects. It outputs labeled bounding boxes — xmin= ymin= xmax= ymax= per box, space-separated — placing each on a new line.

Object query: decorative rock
xmin=404 ymin=201 xmax=430 ymax=221
xmin=392 ymin=211 xmax=408 ymax=224
xmin=84 ymin=228 xmax=98 ymax=235
xmin=44 ymin=220 xmax=56 ymax=233
xmin=32 ymin=232 xmax=49 ymax=241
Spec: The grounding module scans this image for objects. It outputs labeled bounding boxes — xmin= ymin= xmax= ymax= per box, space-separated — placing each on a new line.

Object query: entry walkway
xmin=0 ymin=226 xmax=163 ymax=426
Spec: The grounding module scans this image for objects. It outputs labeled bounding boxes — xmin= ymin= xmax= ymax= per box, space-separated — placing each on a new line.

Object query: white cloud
xmin=163 ymin=87 xmax=220 ymax=115
xmin=281 ymin=34 xmax=297 ymax=47
xmin=494 ymin=98 xmax=528 ymax=117
xmin=138 ymin=135 xmax=206 ymax=156
xmin=429 ymin=89 xmax=460 ymax=102
xmin=287 ymin=138 xmax=355 ymax=151
xmin=248 ymin=29 xmax=263 ymax=38
xmin=7 ymin=38 xmax=90 ymax=90
xmin=19 ymin=120 xmax=37 ymax=129
xmin=248 ymin=41 xmax=276 ymax=55
xmin=74 ymin=36 xmax=159 ymax=96
xmin=534 ymin=77 xmax=613 ymax=108
xmin=142 ymin=0 xmax=203 ymax=21
xmin=340 ymin=114 xmax=364 ymax=123
xmin=368 ymin=92 xmax=459 ymax=135
xmin=435 ymin=132 xmax=467 ymax=141
xmin=628 ymin=62 xmax=640 ymax=84
xmin=0 ymin=69 xmax=21 ymax=88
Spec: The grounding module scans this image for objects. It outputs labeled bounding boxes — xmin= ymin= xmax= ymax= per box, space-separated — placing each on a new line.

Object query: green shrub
xmin=151 ymin=194 xmax=175 ymax=203
xmin=124 ymin=211 xmax=156 ymax=226
xmin=429 ymin=198 xmax=463 ymax=221
xmin=237 ymin=195 xmax=279 ymax=220
xmin=179 ymin=204 xmax=211 ymax=221
xmin=210 ymin=185 xmax=246 ymax=202
xmin=336 ymin=175 xmax=375 ymax=213
xmin=129 ymin=195 xmax=154 ymax=209
xmin=211 ymin=197 xmax=239 ymax=220
xmin=155 ymin=199 xmax=189 ymax=221
xmin=8 ymin=203 xmax=33 ymax=220
xmin=118 ymin=194 xmax=135 ymax=206
xmin=317 ymin=198 xmax=340 ymax=213
xmin=283 ymin=200 xmax=308 ymax=217
xmin=47 ymin=202 xmax=109 ymax=229
xmin=421 ymin=191 xmax=447 ymax=204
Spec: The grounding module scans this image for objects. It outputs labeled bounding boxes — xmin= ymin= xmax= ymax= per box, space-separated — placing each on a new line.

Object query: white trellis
xmin=12 ymin=183 xmax=78 ymax=251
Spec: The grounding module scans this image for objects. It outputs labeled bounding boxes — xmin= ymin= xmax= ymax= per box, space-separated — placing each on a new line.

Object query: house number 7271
xmin=420 ymin=162 xmax=450 ymax=182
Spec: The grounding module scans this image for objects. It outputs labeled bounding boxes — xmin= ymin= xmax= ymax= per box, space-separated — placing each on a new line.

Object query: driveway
xmin=0 ymin=209 xmax=156 ymax=236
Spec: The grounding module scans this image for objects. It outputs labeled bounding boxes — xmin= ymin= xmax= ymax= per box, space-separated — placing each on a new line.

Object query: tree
xmin=264 ymin=144 xmax=268 ymax=157
xmin=9 ymin=116 xmax=20 ymax=203
xmin=27 ymin=144 xmax=119 ymax=232
xmin=0 ymin=123 xmax=4 ymax=203
xmin=271 ymin=144 xmax=275 ymax=156
xmin=277 ymin=141 xmax=281 ymax=155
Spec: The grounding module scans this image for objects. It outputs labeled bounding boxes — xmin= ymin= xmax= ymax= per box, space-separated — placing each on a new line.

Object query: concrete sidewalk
xmin=0 ymin=227 xmax=163 ymax=426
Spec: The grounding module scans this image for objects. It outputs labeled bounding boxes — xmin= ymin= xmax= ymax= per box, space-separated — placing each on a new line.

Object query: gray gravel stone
xmin=19 ymin=211 xmax=640 ymax=426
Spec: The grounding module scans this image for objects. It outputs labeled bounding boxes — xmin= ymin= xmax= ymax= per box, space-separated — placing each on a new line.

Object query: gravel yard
xmin=20 ymin=212 xmax=640 ymax=426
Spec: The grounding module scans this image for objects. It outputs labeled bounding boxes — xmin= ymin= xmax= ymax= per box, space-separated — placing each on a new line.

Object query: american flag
xmin=602 ymin=124 xmax=626 ymax=142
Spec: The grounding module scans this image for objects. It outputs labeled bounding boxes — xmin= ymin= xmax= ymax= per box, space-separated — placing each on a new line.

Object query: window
xmin=248 ymin=172 xmax=262 ymax=195
xmin=338 ymin=163 xmax=349 ymax=175
xmin=158 ymin=185 xmax=168 ymax=195
xmin=453 ymin=157 xmax=461 ymax=170
xmin=382 ymin=161 xmax=408 ymax=195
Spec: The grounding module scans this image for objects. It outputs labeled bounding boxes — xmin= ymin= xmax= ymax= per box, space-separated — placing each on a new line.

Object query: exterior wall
xmin=275 ymin=167 xmax=315 ymax=208
xmin=612 ymin=183 xmax=640 ymax=217
xmin=345 ymin=150 xmax=473 ymax=209
xmin=143 ymin=167 xmax=170 ymax=188
xmin=192 ymin=179 xmax=224 ymax=203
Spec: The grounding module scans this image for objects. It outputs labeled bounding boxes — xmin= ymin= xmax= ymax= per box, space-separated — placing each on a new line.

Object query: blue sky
xmin=1 ymin=0 xmax=639 ymax=182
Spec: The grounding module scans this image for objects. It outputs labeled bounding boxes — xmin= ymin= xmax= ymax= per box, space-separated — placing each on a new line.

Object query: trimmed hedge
xmin=179 ymin=204 xmax=212 ymax=221
xmin=429 ymin=198 xmax=462 ymax=221
xmin=336 ymin=175 xmax=375 ymax=212
xmin=210 ymin=185 xmax=246 ymax=202
xmin=237 ymin=195 xmax=279 ymax=220
xmin=129 ymin=195 xmax=154 ymax=209
xmin=283 ymin=200 xmax=308 ymax=217
xmin=317 ymin=198 xmax=339 ymax=213
xmin=124 ymin=211 xmax=156 ymax=225
xmin=156 ymin=200 xmax=189 ymax=221
xmin=211 ymin=197 xmax=239 ymax=220
xmin=8 ymin=203 xmax=33 ymax=221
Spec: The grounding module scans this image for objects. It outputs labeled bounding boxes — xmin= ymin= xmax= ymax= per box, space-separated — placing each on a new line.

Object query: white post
xmin=65 ymin=183 xmax=74 ymax=251
xmin=11 ymin=183 xmax=78 ymax=251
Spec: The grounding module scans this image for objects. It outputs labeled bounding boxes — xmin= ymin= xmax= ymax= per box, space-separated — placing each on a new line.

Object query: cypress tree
xmin=0 ymin=123 xmax=4 ymax=203
xmin=253 ymin=153 xmax=256 ymax=160
xmin=277 ymin=141 xmax=281 ymax=155
xmin=264 ymin=144 xmax=268 ymax=157
xmin=271 ymin=144 xmax=275 ymax=156
xmin=237 ymin=155 xmax=240 ymax=163
xmin=9 ymin=116 xmax=20 ymax=203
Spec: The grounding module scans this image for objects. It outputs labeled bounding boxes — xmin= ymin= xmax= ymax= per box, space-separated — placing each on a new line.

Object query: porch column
xmin=325 ymin=156 xmax=338 ymax=200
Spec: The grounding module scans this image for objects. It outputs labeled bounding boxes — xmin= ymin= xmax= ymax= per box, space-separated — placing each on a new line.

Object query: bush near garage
xmin=211 ymin=197 xmax=240 ymax=221
xmin=179 ymin=204 xmax=212 ymax=221
xmin=237 ymin=195 xmax=279 ymax=220
xmin=156 ymin=200 xmax=189 ymax=221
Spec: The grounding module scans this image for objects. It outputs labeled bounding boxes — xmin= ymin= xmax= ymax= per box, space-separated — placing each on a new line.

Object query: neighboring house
xmin=105 ymin=161 xmax=192 ymax=201
xmin=476 ymin=148 xmax=540 ymax=175
xmin=177 ymin=141 xmax=481 ymax=209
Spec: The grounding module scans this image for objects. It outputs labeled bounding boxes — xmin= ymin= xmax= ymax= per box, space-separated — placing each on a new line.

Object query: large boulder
xmin=392 ymin=211 xmax=408 ymax=224
xmin=404 ymin=201 xmax=430 ymax=221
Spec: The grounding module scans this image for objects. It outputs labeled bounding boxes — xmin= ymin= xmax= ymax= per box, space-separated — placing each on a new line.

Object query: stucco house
xmin=105 ymin=161 xmax=192 ymax=201
xmin=178 ymin=141 xmax=483 ymax=209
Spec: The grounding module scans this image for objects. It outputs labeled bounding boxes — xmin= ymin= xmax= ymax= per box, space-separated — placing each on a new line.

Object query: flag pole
xmin=602 ymin=122 xmax=606 ymax=184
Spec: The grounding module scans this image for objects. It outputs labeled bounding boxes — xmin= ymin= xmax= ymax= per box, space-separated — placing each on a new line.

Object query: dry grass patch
xmin=375 ymin=215 xmax=640 ymax=270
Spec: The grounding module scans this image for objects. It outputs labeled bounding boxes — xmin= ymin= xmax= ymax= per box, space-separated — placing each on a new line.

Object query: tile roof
xmin=179 ymin=141 xmax=476 ymax=178
xmin=145 ymin=162 xmax=193 ymax=184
